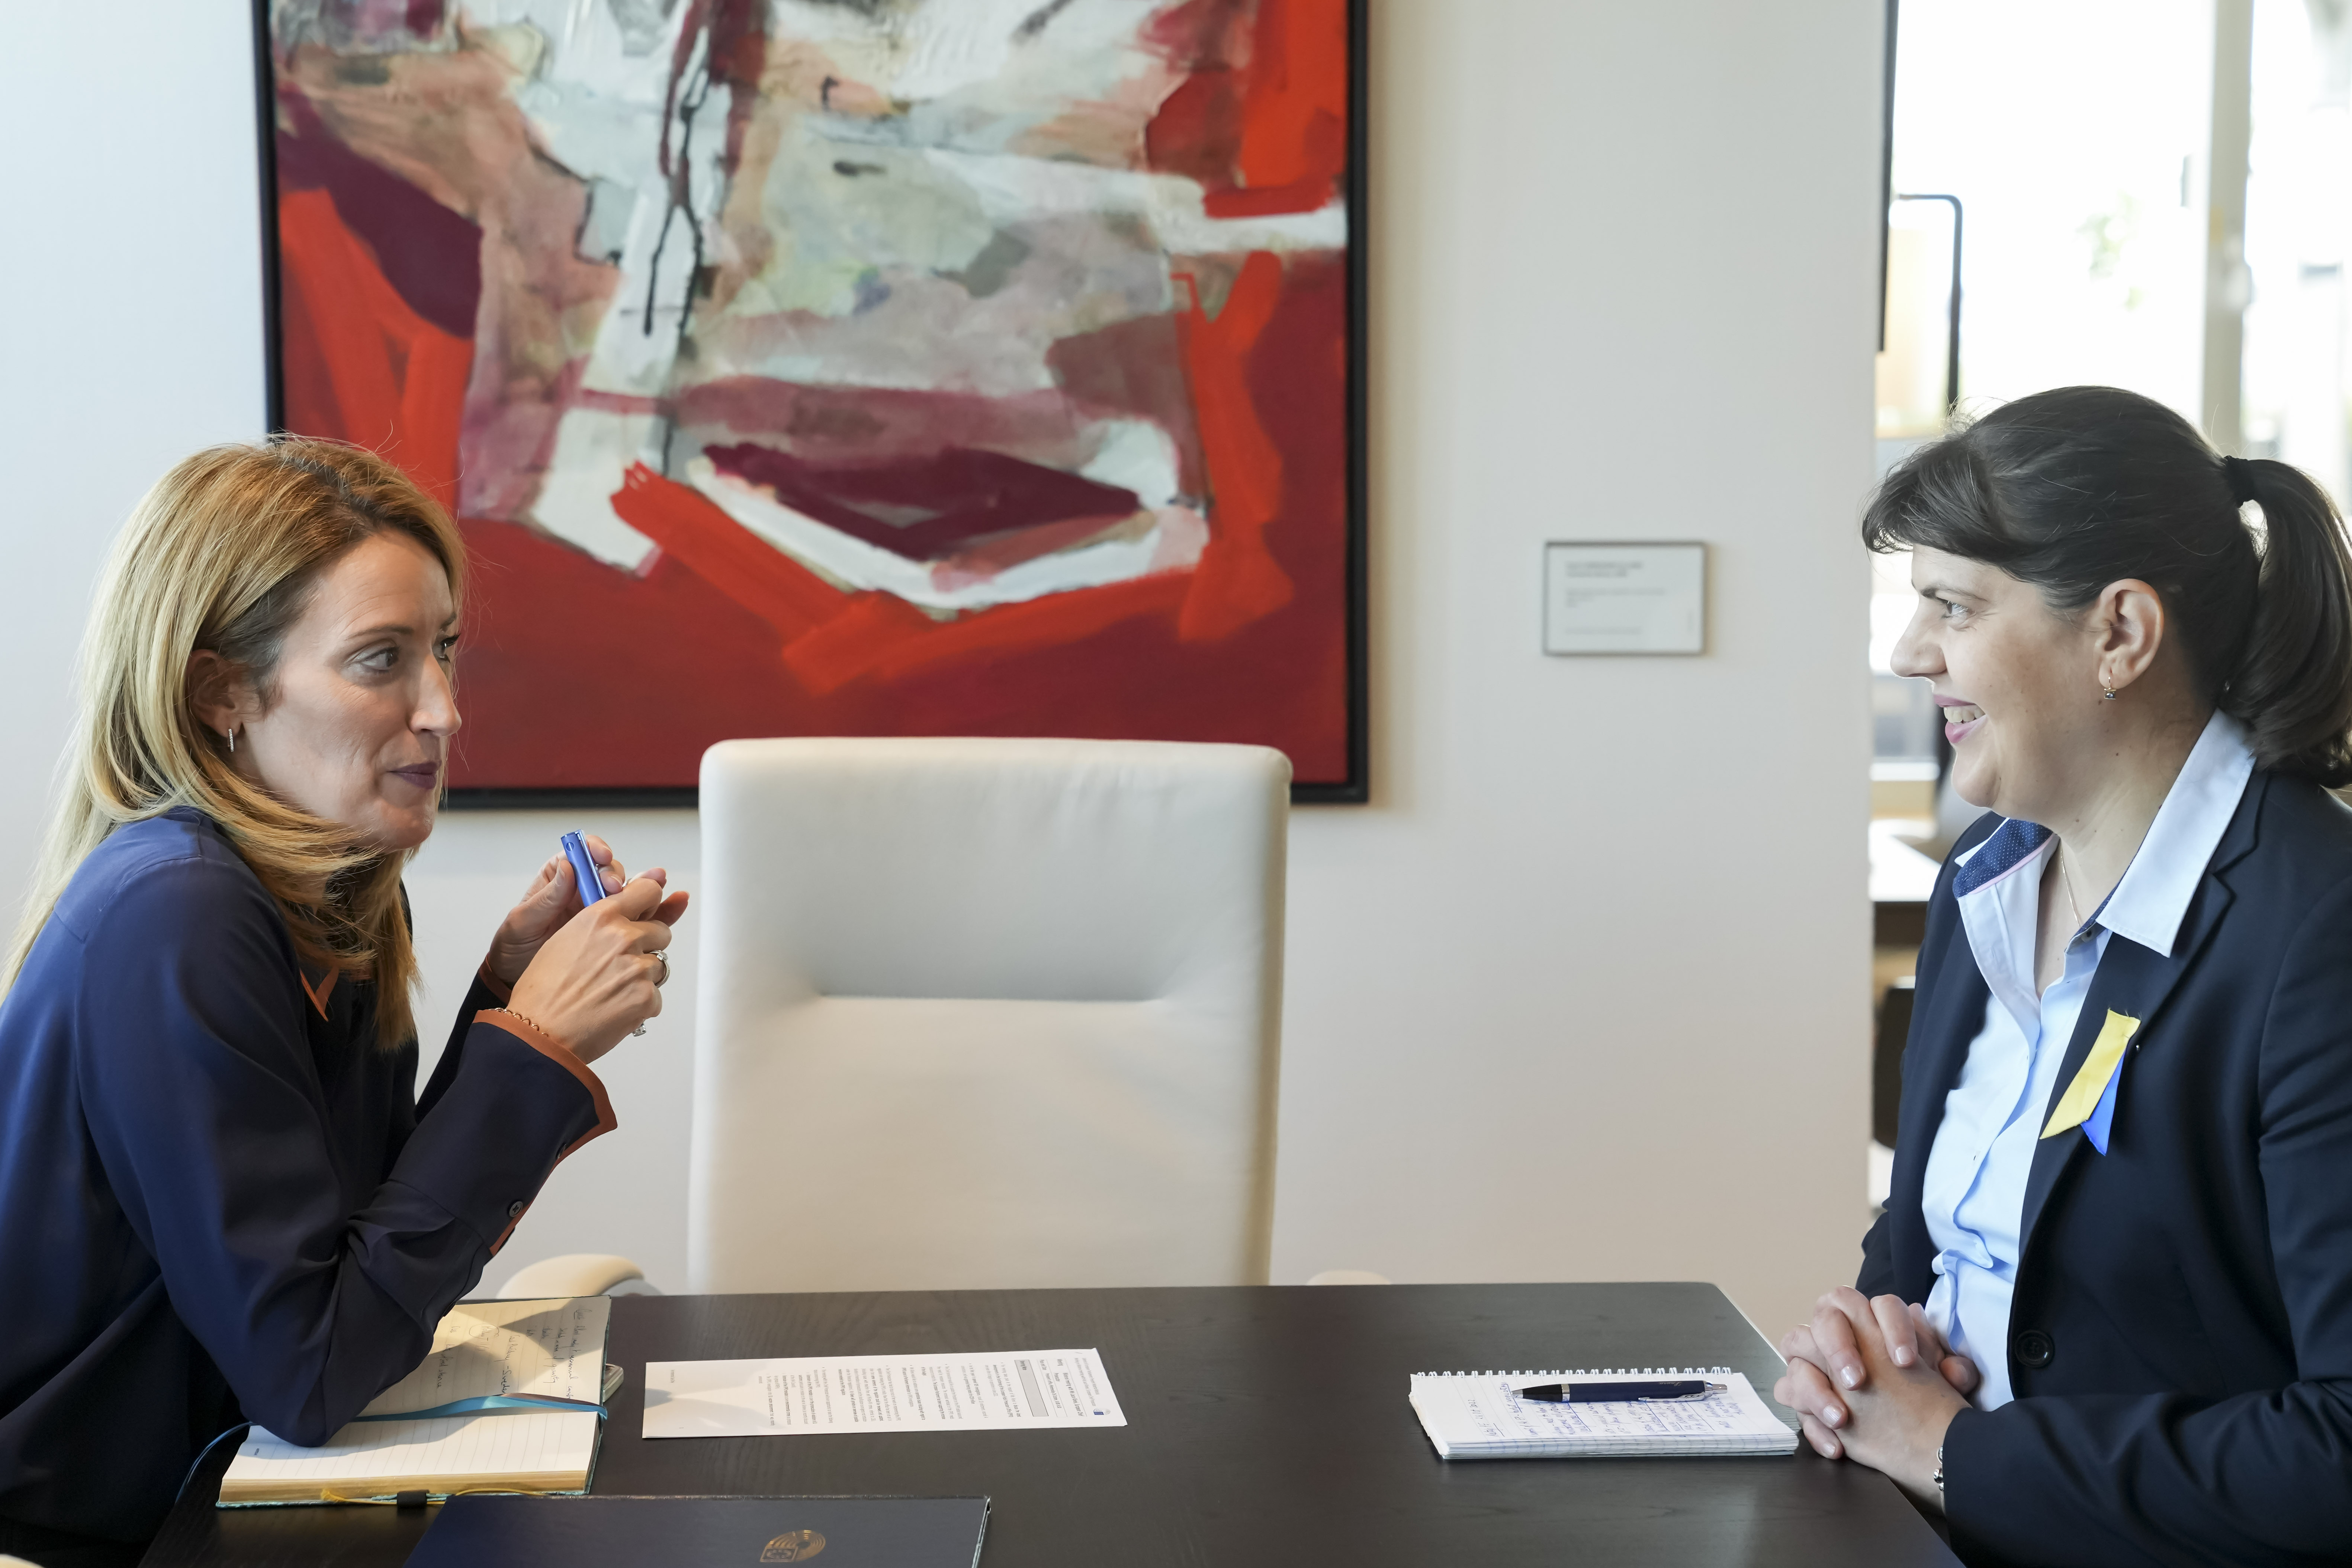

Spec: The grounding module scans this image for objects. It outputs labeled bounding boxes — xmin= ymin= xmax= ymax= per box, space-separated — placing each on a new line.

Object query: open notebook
xmin=1409 ymin=1367 xmax=1798 ymax=1459
xmin=218 ymin=1297 xmax=613 ymax=1506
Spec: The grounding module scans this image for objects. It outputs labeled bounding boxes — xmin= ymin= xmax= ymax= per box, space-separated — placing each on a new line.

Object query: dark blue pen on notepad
xmin=1513 ymin=1380 xmax=1722 ymax=1404
xmin=560 ymin=832 xmax=645 ymax=1036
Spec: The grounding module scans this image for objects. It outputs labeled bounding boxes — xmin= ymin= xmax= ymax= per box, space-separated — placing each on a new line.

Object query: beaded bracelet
xmin=487 ymin=1006 xmax=555 ymax=1041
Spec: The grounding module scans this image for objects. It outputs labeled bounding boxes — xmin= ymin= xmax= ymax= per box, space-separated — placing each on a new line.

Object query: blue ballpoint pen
xmin=1513 ymin=1379 xmax=1722 ymax=1403
xmin=559 ymin=831 xmax=606 ymax=908
xmin=560 ymin=831 xmax=646 ymax=1036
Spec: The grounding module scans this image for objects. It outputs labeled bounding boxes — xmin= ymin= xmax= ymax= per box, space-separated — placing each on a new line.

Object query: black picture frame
xmin=252 ymin=0 xmax=1369 ymax=808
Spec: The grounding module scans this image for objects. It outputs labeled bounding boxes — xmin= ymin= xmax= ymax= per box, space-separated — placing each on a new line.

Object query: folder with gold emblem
xmin=402 ymin=1495 xmax=990 ymax=1567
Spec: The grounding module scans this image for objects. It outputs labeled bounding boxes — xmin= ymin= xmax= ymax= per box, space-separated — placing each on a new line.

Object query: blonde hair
xmin=5 ymin=439 xmax=467 ymax=1048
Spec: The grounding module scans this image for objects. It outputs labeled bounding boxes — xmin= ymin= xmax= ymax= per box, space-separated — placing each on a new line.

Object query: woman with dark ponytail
xmin=1770 ymin=387 xmax=2352 ymax=1564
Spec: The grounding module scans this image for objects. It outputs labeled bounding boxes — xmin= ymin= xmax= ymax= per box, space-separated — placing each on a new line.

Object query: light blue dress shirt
xmin=1920 ymin=711 xmax=2255 ymax=1409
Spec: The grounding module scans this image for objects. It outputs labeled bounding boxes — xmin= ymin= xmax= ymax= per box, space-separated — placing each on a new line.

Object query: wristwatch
xmin=1932 ymin=1445 xmax=1945 ymax=1497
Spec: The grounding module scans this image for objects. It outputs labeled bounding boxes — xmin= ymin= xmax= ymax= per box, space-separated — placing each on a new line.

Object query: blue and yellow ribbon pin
xmin=2041 ymin=1010 xmax=2141 ymax=1154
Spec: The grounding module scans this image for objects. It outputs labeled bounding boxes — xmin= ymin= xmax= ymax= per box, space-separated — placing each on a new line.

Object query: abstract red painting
xmin=257 ymin=0 xmax=1365 ymax=801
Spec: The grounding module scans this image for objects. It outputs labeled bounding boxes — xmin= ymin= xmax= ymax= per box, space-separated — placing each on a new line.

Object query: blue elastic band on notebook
xmin=349 ymin=1394 xmax=606 ymax=1422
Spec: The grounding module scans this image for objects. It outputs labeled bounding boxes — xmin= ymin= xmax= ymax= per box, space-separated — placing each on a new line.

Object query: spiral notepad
xmin=1408 ymin=1366 xmax=1796 ymax=1459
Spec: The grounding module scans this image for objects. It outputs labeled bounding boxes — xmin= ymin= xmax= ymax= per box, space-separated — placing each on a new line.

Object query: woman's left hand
xmin=1778 ymin=1287 xmax=1968 ymax=1508
xmin=1776 ymin=1294 xmax=1978 ymax=1460
xmin=486 ymin=835 xmax=687 ymax=988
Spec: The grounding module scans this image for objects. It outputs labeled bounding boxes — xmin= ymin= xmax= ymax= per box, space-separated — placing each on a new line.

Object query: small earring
xmin=2102 ymin=687 xmax=2118 ymax=702
xmin=225 ymin=726 xmax=237 ymax=754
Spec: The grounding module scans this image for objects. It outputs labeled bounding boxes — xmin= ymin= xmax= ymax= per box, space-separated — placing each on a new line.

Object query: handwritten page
xmin=1409 ymin=1369 xmax=1797 ymax=1458
xmin=643 ymin=1348 xmax=1126 ymax=1439
xmin=220 ymin=1410 xmax=601 ymax=1503
xmin=360 ymin=1296 xmax=611 ymax=1416
xmin=218 ymin=1297 xmax=611 ymax=1504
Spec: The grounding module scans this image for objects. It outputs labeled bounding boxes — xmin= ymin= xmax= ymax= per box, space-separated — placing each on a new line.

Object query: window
xmin=1871 ymin=0 xmax=2342 ymax=779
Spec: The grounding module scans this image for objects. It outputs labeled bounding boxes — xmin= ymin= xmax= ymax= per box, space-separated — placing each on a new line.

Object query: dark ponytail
xmin=2227 ymin=458 xmax=2352 ymax=783
xmin=1861 ymin=385 xmax=2352 ymax=786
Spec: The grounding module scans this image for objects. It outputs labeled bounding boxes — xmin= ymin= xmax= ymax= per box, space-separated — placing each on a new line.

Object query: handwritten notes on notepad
xmin=1408 ymin=1368 xmax=1797 ymax=1459
xmin=218 ymin=1298 xmax=611 ymax=1506
xmin=643 ymin=1348 xmax=1126 ymax=1439
xmin=361 ymin=1296 xmax=611 ymax=1417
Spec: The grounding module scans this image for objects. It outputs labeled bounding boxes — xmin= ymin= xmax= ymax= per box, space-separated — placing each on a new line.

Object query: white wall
xmin=0 ymin=0 xmax=1879 ymax=1333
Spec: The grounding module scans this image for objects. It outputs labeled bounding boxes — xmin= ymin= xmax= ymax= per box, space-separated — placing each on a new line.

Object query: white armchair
xmin=687 ymin=736 xmax=1290 ymax=1293
xmin=492 ymin=1252 xmax=660 ymax=1300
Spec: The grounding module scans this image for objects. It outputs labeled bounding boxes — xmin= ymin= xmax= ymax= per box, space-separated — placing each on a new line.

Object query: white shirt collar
xmin=1947 ymin=710 xmax=2258 ymax=1029
xmin=2095 ymin=711 xmax=2256 ymax=956
xmin=1950 ymin=824 xmax=2048 ymax=1035
xmin=1951 ymin=708 xmax=2255 ymax=959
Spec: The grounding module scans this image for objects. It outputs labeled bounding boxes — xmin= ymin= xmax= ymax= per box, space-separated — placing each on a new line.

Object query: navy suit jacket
xmin=0 ymin=809 xmax=614 ymax=1542
xmin=1860 ymin=771 xmax=2352 ymax=1566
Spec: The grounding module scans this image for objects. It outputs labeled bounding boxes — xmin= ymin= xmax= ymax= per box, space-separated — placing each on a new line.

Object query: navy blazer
xmin=0 ymin=810 xmax=614 ymax=1542
xmin=1861 ymin=771 xmax=2352 ymax=1566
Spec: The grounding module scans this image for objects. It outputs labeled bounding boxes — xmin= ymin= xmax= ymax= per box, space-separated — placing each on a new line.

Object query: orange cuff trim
xmin=475 ymin=959 xmax=514 ymax=1005
xmin=473 ymin=1009 xmax=618 ymax=1161
xmin=489 ymin=1203 xmax=531 ymax=1255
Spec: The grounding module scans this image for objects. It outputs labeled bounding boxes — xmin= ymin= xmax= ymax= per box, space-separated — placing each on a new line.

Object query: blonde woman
xmin=0 ymin=441 xmax=685 ymax=1568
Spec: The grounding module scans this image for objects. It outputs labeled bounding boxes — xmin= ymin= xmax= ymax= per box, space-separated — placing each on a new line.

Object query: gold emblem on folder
xmin=760 ymin=1530 xmax=827 ymax=1562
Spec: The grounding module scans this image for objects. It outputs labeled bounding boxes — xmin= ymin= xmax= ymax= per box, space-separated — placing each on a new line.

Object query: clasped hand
xmin=485 ymin=834 xmax=690 ymax=1064
xmin=1772 ymin=1287 xmax=1974 ymax=1509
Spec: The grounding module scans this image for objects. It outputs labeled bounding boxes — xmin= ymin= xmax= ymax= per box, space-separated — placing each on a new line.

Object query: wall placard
xmin=1542 ymin=542 xmax=1707 ymax=656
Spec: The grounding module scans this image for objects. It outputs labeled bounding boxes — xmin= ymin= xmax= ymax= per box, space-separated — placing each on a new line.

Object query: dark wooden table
xmin=145 ymin=1282 xmax=1957 ymax=1566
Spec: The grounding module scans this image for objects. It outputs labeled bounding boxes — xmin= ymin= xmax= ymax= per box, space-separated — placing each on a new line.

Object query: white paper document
xmin=643 ymin=1347 xmax=1127 ymax=1439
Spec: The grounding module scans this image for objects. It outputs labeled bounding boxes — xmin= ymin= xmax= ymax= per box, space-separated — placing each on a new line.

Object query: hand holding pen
xmin=496 ymin=832 xmax=689 ymax=1063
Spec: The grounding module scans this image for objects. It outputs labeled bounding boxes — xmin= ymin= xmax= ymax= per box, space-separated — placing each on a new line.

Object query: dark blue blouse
xmin=0 ymin=808 xmax=615 ymax=1542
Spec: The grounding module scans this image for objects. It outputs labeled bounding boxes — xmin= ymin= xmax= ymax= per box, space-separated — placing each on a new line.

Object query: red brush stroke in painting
xmin=1141 ymin=0 xmax=1248 ymax=187
xmin=275 ymin=100 xmax=483 ymax=339
xmin=275 ymin=6 xmax=1355 ymax=789
xmin=1146 ymin=0 xmax=1347 ymax=218
xmin=611 ymin=462 xmax=1197 ymax=698
xmin=276 ymin=186 xmax=467 ymax=505
xmin=1177 ymin=251 xmax=1295 ymax=641
xmin=608 ymin=463 xmax=840 ymax=639
xmin=1227 ymin=0 xmax=1349 ymax=206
